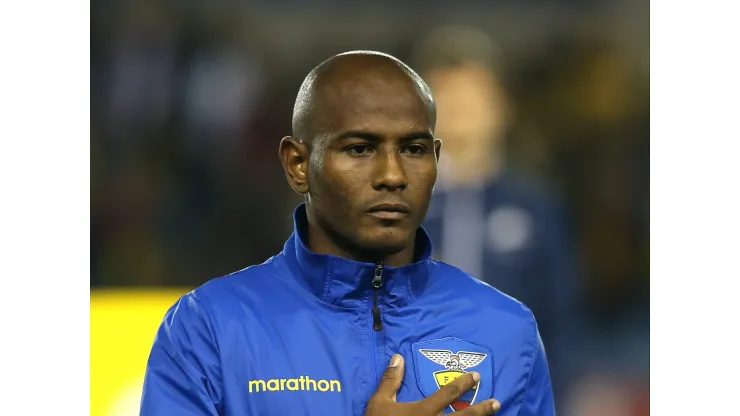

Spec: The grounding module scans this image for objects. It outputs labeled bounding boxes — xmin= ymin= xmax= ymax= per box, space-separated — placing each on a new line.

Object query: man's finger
xmin=373 ymin=354 xmax=404 ymax=400
xmin=420 ymin=371 xmax=480 ymax=413
xmin=452 ymin=399 xmax=501 ymax=416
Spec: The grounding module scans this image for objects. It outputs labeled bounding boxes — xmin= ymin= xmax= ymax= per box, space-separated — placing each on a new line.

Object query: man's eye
xmin=403 ymin=144 xmax=427 ymax=155
xmin=346 ymin=144 xmax=372 ymax=155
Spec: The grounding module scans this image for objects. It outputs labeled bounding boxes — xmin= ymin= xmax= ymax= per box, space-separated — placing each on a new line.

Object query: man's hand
xmin=365 ymin=354 xmax=501 ymax=416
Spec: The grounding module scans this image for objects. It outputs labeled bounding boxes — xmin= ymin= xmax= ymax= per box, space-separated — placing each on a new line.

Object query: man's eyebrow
xmin=331 ymin=130 xmax=434 ymax=142
xmin=399 ymin=131 xmax=434 ymax=142
xmin=332 ymin=130 xmax=383 ymax=142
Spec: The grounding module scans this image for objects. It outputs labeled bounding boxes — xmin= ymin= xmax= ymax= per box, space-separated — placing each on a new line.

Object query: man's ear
xmin=278 ymin=136 xmax=310 ymax=194
xmin=433 ymin=138 xmax=442 ymax=163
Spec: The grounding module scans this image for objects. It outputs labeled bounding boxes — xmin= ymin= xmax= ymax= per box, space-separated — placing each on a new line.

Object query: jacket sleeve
xmin=140 ymin=292 xmax=223 ymax=415
xmin=517 ymin=328 xmax=556 ymax=416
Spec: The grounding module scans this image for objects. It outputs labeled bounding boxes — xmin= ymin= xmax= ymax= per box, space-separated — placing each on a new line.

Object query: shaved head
xmin=280 ymin=50 xmax=442 ymax=265
xmin=291 ymin=51 xmax=437 ymax=144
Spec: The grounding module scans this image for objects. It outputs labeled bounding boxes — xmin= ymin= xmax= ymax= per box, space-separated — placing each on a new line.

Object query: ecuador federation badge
xmin=412 ymin=337 xmax=494 ymax=413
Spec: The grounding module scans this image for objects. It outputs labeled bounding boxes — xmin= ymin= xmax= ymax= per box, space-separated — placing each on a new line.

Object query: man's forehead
xmin=319 ymin=77 xmax=433 ymax=134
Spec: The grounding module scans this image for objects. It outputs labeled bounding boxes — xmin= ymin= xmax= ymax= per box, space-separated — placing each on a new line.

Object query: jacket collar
xmin=281 ymin=204 xmax=433 ymax=308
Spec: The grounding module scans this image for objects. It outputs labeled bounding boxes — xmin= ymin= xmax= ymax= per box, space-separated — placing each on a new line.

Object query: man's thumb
xmin=375 ymin=354 xmax=404 ymax=400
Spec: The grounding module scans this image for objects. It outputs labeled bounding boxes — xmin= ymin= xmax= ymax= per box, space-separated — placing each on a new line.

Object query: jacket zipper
xmin=370 ymin=261 xmax=385 ymax=397
xmin=371 ymin=262 xmax=383 ymax=331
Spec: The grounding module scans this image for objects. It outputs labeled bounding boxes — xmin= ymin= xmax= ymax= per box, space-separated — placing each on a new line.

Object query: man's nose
xmin=372 ymin=150 xmax=408 ymax=191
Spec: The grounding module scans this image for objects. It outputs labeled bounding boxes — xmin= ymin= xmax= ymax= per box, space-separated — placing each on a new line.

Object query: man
xmin=410 ymin=27 xmax=582 ymax=402
xmin=140 ymin=51 xmax=555 ymax=415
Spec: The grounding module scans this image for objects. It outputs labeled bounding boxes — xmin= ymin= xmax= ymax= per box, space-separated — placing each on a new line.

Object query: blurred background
xmin=90 ymin=0 xmax=649 ymax=415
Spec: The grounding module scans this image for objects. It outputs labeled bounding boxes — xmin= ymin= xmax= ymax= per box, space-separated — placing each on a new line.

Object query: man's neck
xmin=305 ymin=222 xmax=415 ymax=267
xmin=376 ymin=248 xmax=415 ymax=267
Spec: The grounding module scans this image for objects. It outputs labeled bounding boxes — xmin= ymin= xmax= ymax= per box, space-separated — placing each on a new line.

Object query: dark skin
xmin=280 ymin=52 xmax=440 ymax=266
xmin=367 ymin=354 xmax=500 ymax=416
xmin=280 ymin=52 xmax=500 ymax=414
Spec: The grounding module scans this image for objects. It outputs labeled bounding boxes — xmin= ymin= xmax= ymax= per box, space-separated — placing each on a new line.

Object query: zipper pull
xmin=372 ymin=262 xmax=383 ymax=331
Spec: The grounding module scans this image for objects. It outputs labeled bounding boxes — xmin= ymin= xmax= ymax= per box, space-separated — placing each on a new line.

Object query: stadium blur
xmin=90 ymin=0 xmax=649 ymax=415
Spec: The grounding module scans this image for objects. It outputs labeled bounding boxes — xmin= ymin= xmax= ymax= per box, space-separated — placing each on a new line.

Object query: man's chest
xmin=215 ymin=307 xmax=523 ymax=415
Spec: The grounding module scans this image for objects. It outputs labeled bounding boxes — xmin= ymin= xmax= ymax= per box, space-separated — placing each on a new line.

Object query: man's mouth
xmin=367 ymin=203 xmax=410 ymax=220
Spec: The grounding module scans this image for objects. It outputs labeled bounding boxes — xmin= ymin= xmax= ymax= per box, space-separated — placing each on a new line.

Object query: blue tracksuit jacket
xmin=140 ymin=204 xmax=555 ymax=415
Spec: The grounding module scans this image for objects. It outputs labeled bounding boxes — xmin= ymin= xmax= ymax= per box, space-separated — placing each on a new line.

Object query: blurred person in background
xmin=410 ymin=26 xmax=583 ymax=404
xmin=141 ymin=51 xmax=555 ymax=416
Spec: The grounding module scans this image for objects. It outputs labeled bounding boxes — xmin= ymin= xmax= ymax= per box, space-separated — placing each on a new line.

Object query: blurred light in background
xmin=91 ymin=289 xmax=188 ymax=416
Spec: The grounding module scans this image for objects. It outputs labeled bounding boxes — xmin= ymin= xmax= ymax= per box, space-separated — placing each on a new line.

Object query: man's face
xmin=306 ymin=74 xmax=440 ymax=256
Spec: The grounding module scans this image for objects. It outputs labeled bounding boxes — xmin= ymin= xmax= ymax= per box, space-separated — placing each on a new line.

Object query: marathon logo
xmin=248 ymin=376 xmax=341 ymax=393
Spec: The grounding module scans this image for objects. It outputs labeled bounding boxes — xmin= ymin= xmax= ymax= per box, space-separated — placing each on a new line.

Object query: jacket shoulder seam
xmin=515 ymin=314 xmax=538 ymax=416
